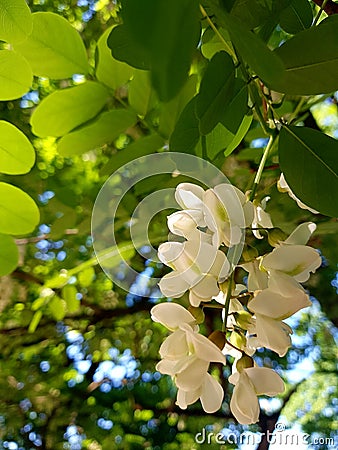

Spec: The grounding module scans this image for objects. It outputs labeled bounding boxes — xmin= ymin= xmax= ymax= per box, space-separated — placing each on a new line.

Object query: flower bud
xmin=230 ymin=330 xmax=246 ymax=350
xmin=188 ymin=306 xmax=205 ymax=324
xmin=208 ymin=330 xmax=226 ymax=350
xmin=233 ymin=311 xmax=253 ymax=330
xmin=236 ymin=355 xmax=254 ymax=372
xmin=242 ymin=245 xmax=259 ymax=262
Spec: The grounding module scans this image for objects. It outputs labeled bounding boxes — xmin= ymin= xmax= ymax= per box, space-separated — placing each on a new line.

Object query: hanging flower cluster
xmin=151 ymin=182 xmax=321 ymax=424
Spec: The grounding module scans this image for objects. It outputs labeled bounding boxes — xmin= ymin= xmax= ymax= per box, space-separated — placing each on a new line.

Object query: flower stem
xmin=249 ymin=133 xmax=276 ymax=201
xmin=221 ymin=274 xmax=234 ymax=332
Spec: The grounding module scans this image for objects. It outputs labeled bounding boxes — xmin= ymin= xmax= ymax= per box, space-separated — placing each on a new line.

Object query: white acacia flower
xmin=278 ymin=173 xmax=319 ymax=214
xmin=167 ymin=210 xmax=211 ymax=242
xmin=151 ymin=303 xmax=225 ymax=413
xmin=241 ymin=259 xmax=268 ymax=291
xmin=158 ymin=240 xmax=230 ymax=306
xmin=203 ymin=184 xmax=254 ymax=247
xmin=252 ymin=196 xmax=273 ymax=239
xmin=229 ymin=366 xmax=284 ymax=424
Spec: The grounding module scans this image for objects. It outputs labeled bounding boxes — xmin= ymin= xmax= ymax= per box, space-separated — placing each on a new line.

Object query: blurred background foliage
xmin=0 ymin=1 xmax=337 ymax=449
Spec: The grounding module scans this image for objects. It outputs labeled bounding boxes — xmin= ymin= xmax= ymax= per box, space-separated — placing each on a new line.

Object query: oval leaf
xmin=274 ymin=16 xmax=338 ymax=94
xmin=0 ymin=0 xmax=33 ymax=44
xmin=57 ymin=109 xmax=137 ymax=156
xmin=0 ymin=234 xmax=19 ymax=276
xmin=279 ymin=126 xmax=338 ymax=217
xmin=0 ymin=121 xmax=35 ymax=174
xmin=15 ymin=12 xmax=89 ymax=78
xmin=31 ymin=82 xmax=109 ymax=137
xmin=96 ymin=27 xmax=135 ymax=89
xmin=0 ymin=182 xmax=40 ymax=235
xmin=0 ymin=50 xmax=32 ymax=100
xmin=169 ymin=97 xmax=200 ymax=154
xmin=196 ymin=51 xmax=236 ymax=135
xmin=279 ymin=0 xmax=313 ymax=35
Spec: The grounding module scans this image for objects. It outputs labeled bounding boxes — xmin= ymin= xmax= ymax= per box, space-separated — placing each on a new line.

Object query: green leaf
xmin=169 ymin=97 xmax=200 ymax=154
xmin=107 ymin=25 xmax=150 ymax=70
xmin=196 ymin=52 xmax=235 ymax=135
xmin=0 ymin=50 xmax=32 ymax=101
xmin=274 ymin=16 xmax=338 ymax=94
xmin=0 ymin=182 xmax=40 ymax=235
xmin=196 ymin=123 xmax=234 ymax=160
xmin=62 ymin=285 xmax=79 ymax=313
xmin=223 ymin=13 xmax=285 ymax=86
xmin=15 ymin=12 xmax=89 ymax=78
xmin=279 ymin=126 xmax=338 ymax=217
xmin=201 ymin=28 xmax=230 ymax=60
xmin=57 ymin=109 xmax=137 ymax=156
xmin=48 ymin=296 xmax=66 ymax=321
xmin=128 ymin=70 xmax=156 ymax=117
xmin=96 ymin=27 xmax=135 ymax=90
xmin=224 ymin=114 xmax=253 ymax=156
xmin=0 ymin=121 xmax=35 ymax=174
xmin=230 ymin=0 xmax=274 ymax=29
xmin=101 ymin=134 xmax=165 ymax=176
xmin=30 ymin=82 xmax=109 ymax=138
xmin=221 ymin=78 xmax=249 ymax=133
xmin=279 ymin=0 xmax=313 ymax=34
xmin=77 ymin=267 xmax=95 ymax=288
xmin=0 ymin=0 xmax=33 ymax=44
xmin=159 ymin=75 xmax=197 ymax=138
xmin=122 ymin=0 xmax=200 ymax=101
xmin=0 ymin=234 xmax=19 ymax=276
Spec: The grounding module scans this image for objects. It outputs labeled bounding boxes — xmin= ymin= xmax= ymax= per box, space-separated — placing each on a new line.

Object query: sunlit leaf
xmin=0 ymin=0 xmax=33 ymax=44
xmin=62 ymin=285 xmax=79 ymax=313
xmin=0 ymin=50 xmax=32 ymax=100
xmin=128 ymin=70 xmax=156 ymax=117
xmin=0 ymin=121 xmax=35 ymax=174
xmin=0 ymin=234 xmax=19 ymax=276
xmin=0 ymin=182 xmax=40 ymax=235
xmin=96 ymin=27 xmax=135 ymax=90
xmin=15 ymin=12 xmax=89 ymax=78
xmin=31 ymin=82 xmax=109 ymax=137
xmin=57 ymin=109 xmax=137 ymax=156
xmin=279 ymin=126 xmax=338 ymax=217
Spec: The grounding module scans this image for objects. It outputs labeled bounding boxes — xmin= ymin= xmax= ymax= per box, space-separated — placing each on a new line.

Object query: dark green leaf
xmin=280 ymin=0 xmax=313 ymax=34
xmin=221 ymin=78 xmax=249 ymax=133
xmin=196 ymin=52 xmax=235 ymax=135
xmin=230 ymin=0 xmax=274 ymax=29
xmin=223 ymin=13 xmax=285 ymax=86
xmin=121 ymin=0 xmax=200 ymax=101
xmin=107 ymin=25 xmax=150 ymax=70
xmin=279 ymin=126 xmax=338 ymax=217
xmin=274 ymin=16 xmax=338 ymax=94
xmin=169 ymin=97 xmax=200 ymax=154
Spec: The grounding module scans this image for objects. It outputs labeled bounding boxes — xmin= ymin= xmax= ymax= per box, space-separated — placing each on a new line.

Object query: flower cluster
xmin=151 ymin=182 xmax=321 ymax=424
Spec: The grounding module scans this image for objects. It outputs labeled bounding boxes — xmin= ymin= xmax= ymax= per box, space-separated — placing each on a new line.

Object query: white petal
xmin=262 ymin=245 xmax=321 ymax=282
xmin=213 ymin=184 xmax=246 ymax=227
xmin=200 ymin=373 xmax=224 ymax=413
xmin=189 ymin=289 xmax=206 ymax=307
xmin=249 ymin=288 xmax=311 ymax=319
xmin=268 ymin=271 xmax=305 ymax=297
xmin=156 ymin=359 xmax=177 ymax=375
xmin=175 ymin=183 xmax=205 ymax=209
xmin=210 ymin=250 xmax=231 ymax=280
xmin=159 ymin=329 xmax=189 ymax=359
xmin=241 ymin=260 xmax=269 ymax=291
xmin=184 ymin=326 xmax=226 ymax=364
xmin=230 ymin=371 xmax=260 ymax=424
xmin=151 ymin=302 xmax=195 ymax=330
xmin=278 ymin=174 xmax=319 ymax=214
xmin=254 ymin=315 xmax=292 ymax=356
xmin=191 ymin=275 xmax=220 ymax=299
xmin=167 ymin=210 xmax=205 ymax=238
xmin=175 ymin=357 xmax=209 ymax=390
xmin=246 ymin=367 xmax=285 ymax=396
xmin=283 ymin=222 xmax=317 ymax=246
xmin=176 ymin=387 xmax=200 ymax=409
xmin=158 ymin=241 xmax=184 ymax=265
xmin=158 ymin=272 xmax=190 ymax=298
